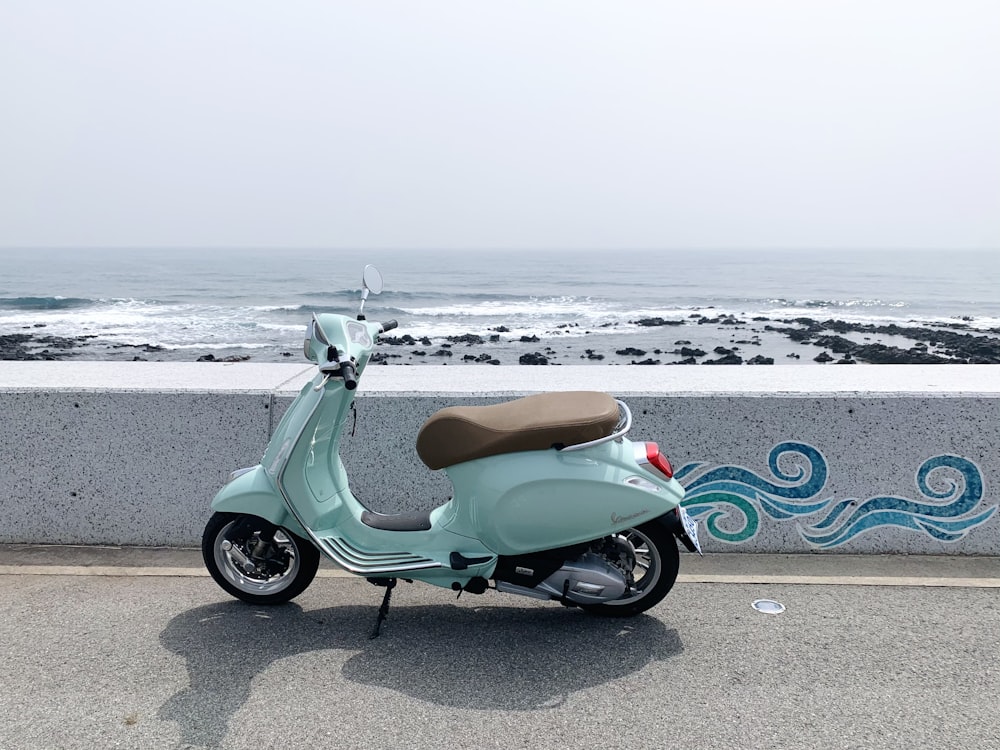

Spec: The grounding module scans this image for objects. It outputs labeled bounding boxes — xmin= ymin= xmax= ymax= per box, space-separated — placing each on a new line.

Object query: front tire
xmin=202 ymin=512 xmax=320 ymax=605
xmin=580 ymin=518 xmax=680 ymax=617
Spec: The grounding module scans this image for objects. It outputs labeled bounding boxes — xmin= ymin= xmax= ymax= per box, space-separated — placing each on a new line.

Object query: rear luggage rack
xmin=559 ymin=400 xmax=632 ymax=452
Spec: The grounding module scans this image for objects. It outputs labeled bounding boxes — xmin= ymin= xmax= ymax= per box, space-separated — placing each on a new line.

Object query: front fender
xmin=210 ymin=466 xmax=307 ymax=538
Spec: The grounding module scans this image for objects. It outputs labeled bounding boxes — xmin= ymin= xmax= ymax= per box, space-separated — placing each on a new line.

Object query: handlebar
xmin=380 ymin=319 xmax=398 ymax=333
xmin=340 ymin=360 xmax=358 ymax=390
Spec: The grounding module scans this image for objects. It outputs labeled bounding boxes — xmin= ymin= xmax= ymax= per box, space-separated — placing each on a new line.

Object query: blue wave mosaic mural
xmin=677 ymin=442 xmax=997 ymax=548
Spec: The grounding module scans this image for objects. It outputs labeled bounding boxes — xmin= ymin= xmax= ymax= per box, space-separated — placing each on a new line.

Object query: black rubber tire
xmin=202 ymin=512 xmax=320 ymax=605
xmin=579 ymin=518 xmax=680 ymax=617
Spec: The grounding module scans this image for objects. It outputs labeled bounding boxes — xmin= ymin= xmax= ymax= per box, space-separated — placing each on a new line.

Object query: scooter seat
xmin=416 ymin=391 xmax=620 ymax=470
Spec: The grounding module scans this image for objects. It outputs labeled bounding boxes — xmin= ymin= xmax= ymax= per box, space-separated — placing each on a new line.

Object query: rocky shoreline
xmin=3 ymin=315 xmax=1000 ymax=365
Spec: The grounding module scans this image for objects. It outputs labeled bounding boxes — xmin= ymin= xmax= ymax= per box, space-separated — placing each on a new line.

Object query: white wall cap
xmin=355 ymin=364 xmax=1000 ymax=398
xmin=2 ymin=362 xmax=997 ymax=398
xmin=0 ymin=361 xmax=313 ymax=393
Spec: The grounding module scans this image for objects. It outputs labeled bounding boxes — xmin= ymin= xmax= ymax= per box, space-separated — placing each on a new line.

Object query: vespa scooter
xmin=202 ymin=266 xmax=700 ymax=636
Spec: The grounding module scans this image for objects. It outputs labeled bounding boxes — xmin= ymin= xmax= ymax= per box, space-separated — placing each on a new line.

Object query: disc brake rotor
xmin=226 ymin=532 xmax=292 ymax=580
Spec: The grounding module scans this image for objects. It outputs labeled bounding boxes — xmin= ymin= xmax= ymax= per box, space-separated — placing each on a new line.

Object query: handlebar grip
xmin=380 ymin=319 xmax=398 ymax=333
xmin=340 ymin=361 xmax=358 ymax=390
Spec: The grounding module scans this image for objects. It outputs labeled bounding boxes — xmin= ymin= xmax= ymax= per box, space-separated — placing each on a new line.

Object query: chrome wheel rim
xmin=603 ymin=527 xmax=661 ymax=607
xmin=214 ymin=521 xmax=301 ymax=596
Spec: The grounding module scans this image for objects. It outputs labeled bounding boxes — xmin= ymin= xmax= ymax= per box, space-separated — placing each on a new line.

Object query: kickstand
xmin=369 ymin=577 xmax=397 ymax=639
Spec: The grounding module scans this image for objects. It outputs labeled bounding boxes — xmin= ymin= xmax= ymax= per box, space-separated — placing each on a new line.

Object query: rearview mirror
xmin=358 ymin=265 xmax=383 ymax=319
xmin=362 ymin=265 xmax=384 ymax=295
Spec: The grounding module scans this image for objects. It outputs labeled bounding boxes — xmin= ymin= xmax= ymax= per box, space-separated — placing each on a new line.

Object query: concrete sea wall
xmin=1 ymin=362 xmax=998 ymax=554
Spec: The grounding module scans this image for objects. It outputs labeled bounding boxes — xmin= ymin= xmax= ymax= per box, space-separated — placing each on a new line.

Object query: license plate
xmin=678 ymin=506 xmax=702 ymax=555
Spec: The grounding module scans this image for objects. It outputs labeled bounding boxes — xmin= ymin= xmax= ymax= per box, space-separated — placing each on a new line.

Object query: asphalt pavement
xmin=1 ymin=547 xmax=999 ymax=750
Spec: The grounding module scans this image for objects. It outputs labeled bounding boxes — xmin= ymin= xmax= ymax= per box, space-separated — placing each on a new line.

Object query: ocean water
xmin=1 ymin=247 xmax=998 ymax=362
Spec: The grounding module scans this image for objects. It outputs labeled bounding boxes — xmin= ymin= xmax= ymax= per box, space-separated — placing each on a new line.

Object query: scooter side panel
xmin=444 ymin=439 xmax=685 ymax=556
xmin=210 ymin=466 xmax=307 ymax=538
xmin=260 ymin=379 xmax=324 ymax=476
xmin=278 ymin=389 xmax=354 ymax=529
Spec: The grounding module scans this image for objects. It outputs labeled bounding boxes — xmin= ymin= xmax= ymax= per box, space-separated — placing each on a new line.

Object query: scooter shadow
xmin=159 ymin=598 xmax=683 ymax=747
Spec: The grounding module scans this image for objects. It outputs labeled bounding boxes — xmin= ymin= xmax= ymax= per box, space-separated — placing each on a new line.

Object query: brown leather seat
xmin=416 ymin=391 xmax=620 ymax=470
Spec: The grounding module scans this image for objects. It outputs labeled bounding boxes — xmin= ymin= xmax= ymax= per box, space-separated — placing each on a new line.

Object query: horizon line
xmin=1 ymin=245 xmax=997 ymax=253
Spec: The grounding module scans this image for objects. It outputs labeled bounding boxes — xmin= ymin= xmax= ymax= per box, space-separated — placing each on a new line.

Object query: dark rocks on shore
xmin=766 ymin=325 xmax=815 ymax=343
xmin=6 ymin=312 xmax=1000 ymax=366
xmin=383 ymin=334 xmax=415 ymax=345
xmin=519 ymin=352 xmax=548 ymax=365
xmin=196 ymin=354 xmax=251 ymax=363
xmin=850 ymin=344 xmax=953 ymax=364
xmin=767 ymin=317 xmax=1000 ymax=363
xmin=631 ymin=358 xmax=661 ymax=365
xmin=462 ymin=353 xmax=500 ymax=365
xmin=746 ymin=355 xmax=775 ymax=365
xmin=2 ymin=331 xmax=263 ymax=363
xmin=679 ymin=347 xmax=706 ymax=357
xmin=812 ymin=335 xmax=857 ymax=354
xmin=1 ymin=333 xmax=74 ymax=360
xmin=695 ymin=314 xmax=746 ymax=326
xmin=632 ymin=317 xmax=683 ymax=327
xmin=383 ymin=334 xmax=433 ymax=347
xmin=704 ymin=353 xmax=744 ymax=365
xmin=447 ymin=334 xmax=485 ymax=346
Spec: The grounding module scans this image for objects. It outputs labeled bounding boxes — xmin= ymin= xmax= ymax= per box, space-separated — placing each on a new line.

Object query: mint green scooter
xmin=202 ymin=266 xmax=699 ymax=635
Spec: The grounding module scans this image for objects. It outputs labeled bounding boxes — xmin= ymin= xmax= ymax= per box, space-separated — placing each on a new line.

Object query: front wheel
xmin=202 ymin=512 xmax=320 ymax=605
xmin=579 ymin=518 xmax=680 ymax=617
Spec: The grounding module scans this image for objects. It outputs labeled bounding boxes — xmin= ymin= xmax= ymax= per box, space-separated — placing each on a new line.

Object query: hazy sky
xmin=1 ymin=1 xmax=997 ymax=250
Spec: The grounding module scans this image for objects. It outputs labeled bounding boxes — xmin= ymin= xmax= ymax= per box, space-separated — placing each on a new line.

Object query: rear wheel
xmin=202 ymin=512 xmax=319 ymax=605
xmin=580 ymin=518 xmax=680 ymax=617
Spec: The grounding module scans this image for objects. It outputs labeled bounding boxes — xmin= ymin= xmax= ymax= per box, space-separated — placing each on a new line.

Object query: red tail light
xmin=641 ymin=442 xmax=674 ymax=479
